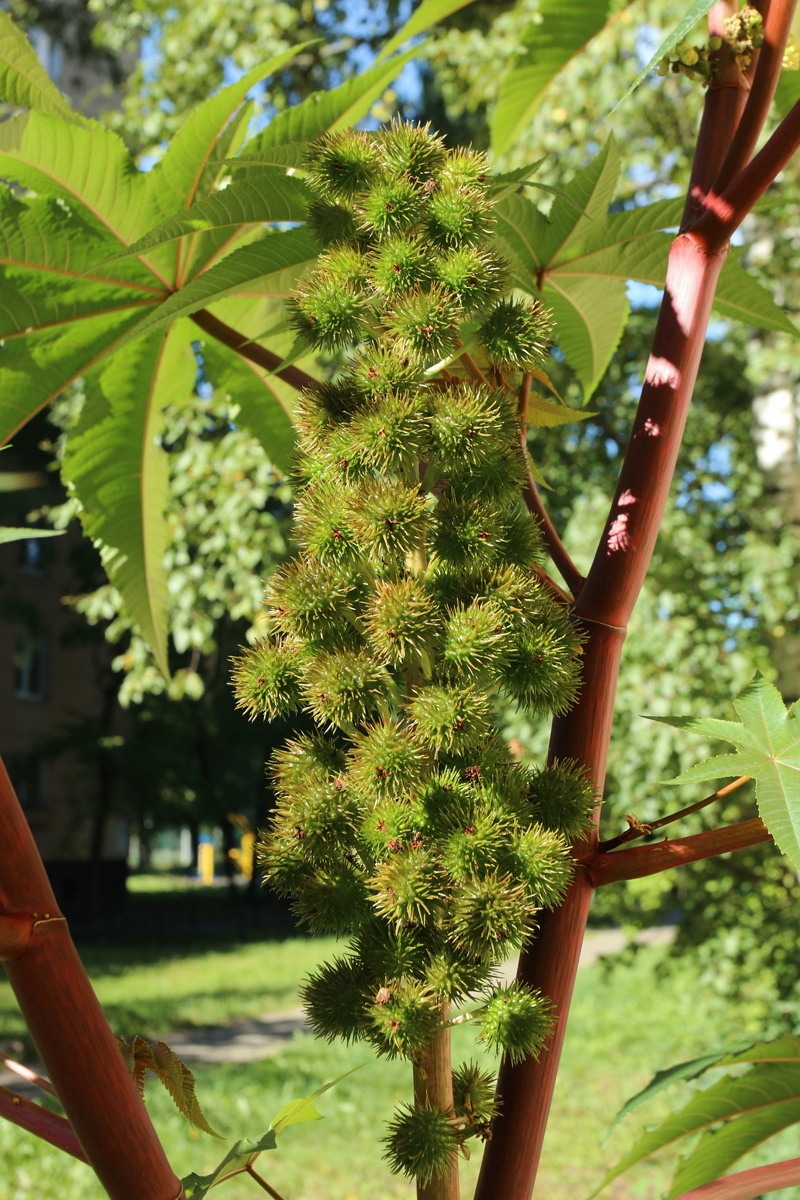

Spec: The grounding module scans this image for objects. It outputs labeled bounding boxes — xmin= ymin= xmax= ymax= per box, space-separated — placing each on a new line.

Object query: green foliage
xmin=597 ymin=1035 xmax=800 ymax=1200
xmin=230 ymin=124 xmax=593 ymax=1184
xmin=658 ymin=675 xmax=800 ymax=869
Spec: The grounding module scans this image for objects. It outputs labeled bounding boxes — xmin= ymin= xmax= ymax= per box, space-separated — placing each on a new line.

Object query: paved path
xmin=0 ymin=926 xmax=674 ymax=1095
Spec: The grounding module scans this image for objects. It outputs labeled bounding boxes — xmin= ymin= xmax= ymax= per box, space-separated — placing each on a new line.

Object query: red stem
xmin=0 ymin=757 xmax=184 ymax=1200
xmin=519 ymin=374 xmax=585 ymax=596
xmin=583 ymin=818 xmax=772 ymax=887
xmin=673 ymin=1157 xmax=800 ymax=1200
xmin=681 ymin=2 xmax=750 ymax=230
xmin=696 ymin=95 xmax=800 ymax=249
xmin=710 ymin=0 xmax=798 ymax=197
xmin=0 ymin=1083 xmax=87 ymax=1161
xmin=190 ymin=307 xmax=318 ymax=392
xmin=474 ymin=6 xmax=799 ymax=1190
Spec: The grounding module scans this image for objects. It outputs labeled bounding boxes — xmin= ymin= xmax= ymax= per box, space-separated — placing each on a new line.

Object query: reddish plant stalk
xmin=474 ymin=6 xmax=800 ymax=1191
xmin=584 ymin=818 xmax=771 ymax=887
xmin=0 ymin=1083 xmax=87 ymax=1160
xmin=190 ymin=306 xmax=317 ymax=392
xmin=0 ymin=757 xmax=185 ymax=1200
xmin=681 ymin=2 xmax=750 ymax=229
xmin=712 ymin=0 xmax=798 ymax=195
xmin=674 ymin=1157 xmax=800 ymax=1200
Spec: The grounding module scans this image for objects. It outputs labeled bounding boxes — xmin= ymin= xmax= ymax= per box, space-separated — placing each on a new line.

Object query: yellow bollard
xmin=198 ymin=836 xmax=215 ymax=886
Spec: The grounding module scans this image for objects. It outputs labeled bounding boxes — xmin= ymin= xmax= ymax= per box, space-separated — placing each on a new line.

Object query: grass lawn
xmin=0 ymin=930 xmax=798 ymax=1200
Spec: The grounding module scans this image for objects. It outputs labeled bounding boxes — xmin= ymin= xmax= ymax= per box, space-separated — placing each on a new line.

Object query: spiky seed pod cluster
xmin=233 ymin=123 xmax=594 ymax=1188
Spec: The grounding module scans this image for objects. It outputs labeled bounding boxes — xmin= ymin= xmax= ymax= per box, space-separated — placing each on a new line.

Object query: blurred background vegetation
xmin=1 ymin=0 xmax=800 ymax=1192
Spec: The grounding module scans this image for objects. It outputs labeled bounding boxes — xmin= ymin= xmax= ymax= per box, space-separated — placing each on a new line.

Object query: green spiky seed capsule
xmin=231 ymin=121 xmax=586 ymax=1191
xmin=384 ymin=1103 xmax=459 ymax=1184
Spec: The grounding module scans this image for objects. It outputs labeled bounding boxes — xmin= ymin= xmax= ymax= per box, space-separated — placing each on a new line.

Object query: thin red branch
xmin=0 ymin=1054 xmax=57 ymax=1097
xmin=583 ymin=818 xmax=771 ymax=887
xmin=190 ymin=307 xmax=318 ymax=392
xmin=710 ymin=0 xmax=797 ymax=198
xmin=0 ymin=757 xmax=184 ymax=1200
xmin=599 ymin=775 xmax=752 ymax=852
xmin=518 ymin=373 xmax=585 ymax=597
xmin=246 ymin=1163 xmax=289 ymax=1200
xmin=674 ymin=1157 xmax=800 ymax=1200
xmin=459 ymin=348 xmax=490 ymax=386
xmin=0 ymin=1084 xmax=87 ymax=1161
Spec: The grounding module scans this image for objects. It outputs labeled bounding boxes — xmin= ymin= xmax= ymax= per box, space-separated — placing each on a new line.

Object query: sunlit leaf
xmin=0 ymin=10 xmax=86 ymax=125
xmin=656 ymin=675 xmax=800 ymax=869
xmin=61 ymin=322 xmax=197 ymax=677
xmin=491 ymin=1 xmax=633 ymax=156
xmin=378 ymin=0 xmax=478 ymax=61
xmin=243 ymin=48 xmax=421 ymax=152
xmin=95 ymin=177 xmax=310 ymax=267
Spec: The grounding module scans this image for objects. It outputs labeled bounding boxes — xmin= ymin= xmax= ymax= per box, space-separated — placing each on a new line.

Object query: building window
xmin=13 ymin=630 xmax=48 ymax=701
xmin=28 ymin=28 xmax=64 ymax=85
xmin=18 ymin=537 xmax=47 ymax=575
xmin=5 ymin=756 xmax=48 ymax=813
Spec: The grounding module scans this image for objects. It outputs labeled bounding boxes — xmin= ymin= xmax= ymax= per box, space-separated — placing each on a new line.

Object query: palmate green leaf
xmin=596 ymin=1062 xmax=800 ymax=1196
xmin=230 ymin=142 xmax=309 ymax=172
xmin=0 ymin=111 xmax=155 ymax=263
xmin=61 ymin=322 xmax=197 ymax=678
xmin=0 ymin=10 xmax=86 ymax=126
xmin=109 ymin=227 xmax=318 ymax=351
xmin=202 ymin=338 xmax=297 ymax=473
xmin=0 ymin=187 xmax=163 ymax=290
xmin=657 ymin=675 xmax=800 ymax=869
xmin=95 ymin=177 xmax=310 ymax=267
xmin=548 ymin=279 xmax=630 ymax=401
xmin=0 ymin=309 xmax=147 ymax=441
xmin=612 ymin=0 xmax=717 ymax=111
xmin=667 ymin=1097 xmax=800 ymax=1199
xmin=377 ymin=0 xmax=478 ymax=61
xmin=494 ymin=141 xmax=795 ymax=397
xmin=152 ymin=45 xmax=316 ymax=217
xmin=244 ymin=47 xmax=420 ymax=153
xmin=605 ymin=1042 xmax=756 ymax=1139
xmin=491 ymin=1 xmax=634 ymax=157
xmin=182 ymin=1130 xmax=278 ymax=1199
xmin=713 ymin=249 xmax=798 ymax=333
xmin=181 ymin=1068 xmax=362 ymax=1199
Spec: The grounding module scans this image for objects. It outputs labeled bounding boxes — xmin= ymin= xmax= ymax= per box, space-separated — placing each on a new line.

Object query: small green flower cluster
xmin=656 ymin=6 xmax=764 ymax=85
xmin=232 ymin=123 xmax=594 ymax=1187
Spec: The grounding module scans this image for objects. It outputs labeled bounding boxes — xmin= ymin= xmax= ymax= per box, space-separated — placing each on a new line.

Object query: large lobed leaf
xmin=491 ymin=1 xmax=635 ymax=157
xmin=598 ymin=1036 xmax=800 ymax=1199
xmin=0 ymin=10 xmax=86 ymax=125
xmin=494 ymin=140 xmax=796 ymax=399
xmin=657 ymin=674 xmax=800 ymax=869
xmin=61 ymin=323 xmax=198 ymax=678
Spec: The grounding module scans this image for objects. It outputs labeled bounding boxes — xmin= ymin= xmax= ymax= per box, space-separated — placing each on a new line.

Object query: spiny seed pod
xmin=526 ymin=760 xmax=597 ymax=840
xmin=301 ymin=956 xmax=371 ymax=1043
xmin=231 ymin=639 xmax=302 ymax=720
xmin=452 ymin=1061 xmax=500 ymax=1125
xmin=384 ymin=1103 xmax=459 ymax=1185
xmin=231 ymin=121 xmax=587 ymax=1189
xmin=477 ymin=982 xmax=555 ymax=1064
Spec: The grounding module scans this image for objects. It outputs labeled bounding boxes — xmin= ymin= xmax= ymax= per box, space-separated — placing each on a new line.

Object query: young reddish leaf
xmin=117 ymin=1035 xmax=222 ymax=1138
